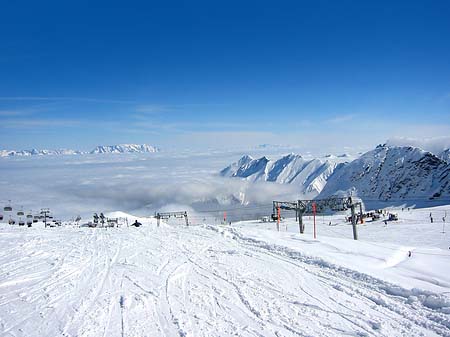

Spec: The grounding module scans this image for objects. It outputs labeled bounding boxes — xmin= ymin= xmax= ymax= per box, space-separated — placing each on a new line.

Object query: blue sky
xmin=0 ymin=0 xmax=449 ymax=152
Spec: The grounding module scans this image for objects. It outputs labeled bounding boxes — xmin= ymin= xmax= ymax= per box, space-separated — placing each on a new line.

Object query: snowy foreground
xmin=1 ymin=208 xmax=450 ymax=337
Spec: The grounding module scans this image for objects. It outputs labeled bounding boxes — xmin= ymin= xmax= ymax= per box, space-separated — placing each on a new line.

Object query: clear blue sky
xmin=1 ymin=0 xmax=449 ymax=152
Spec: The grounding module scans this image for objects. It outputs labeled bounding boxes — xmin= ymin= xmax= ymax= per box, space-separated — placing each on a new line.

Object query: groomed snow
xmin=1 ymin=205 xmax=449 ymax=336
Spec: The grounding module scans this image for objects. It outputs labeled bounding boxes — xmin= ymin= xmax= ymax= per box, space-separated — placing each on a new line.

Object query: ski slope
xmin=1 ymin=209 xmax=450 ymax=337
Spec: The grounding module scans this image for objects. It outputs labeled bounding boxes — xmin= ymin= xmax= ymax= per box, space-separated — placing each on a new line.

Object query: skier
xmin=132 ymin=220 xmax=142 ymax=227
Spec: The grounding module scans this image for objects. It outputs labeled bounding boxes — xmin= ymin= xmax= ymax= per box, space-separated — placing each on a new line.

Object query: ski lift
xmin=17 ymin=208 xmax=24 ymax=216
xmin=0 ymin=214 xmax=3 ymax=221
xmin=27 ymin=211 xmax=33 ymax=219
xmin=4 ymin=201 xmax=12 ymax=212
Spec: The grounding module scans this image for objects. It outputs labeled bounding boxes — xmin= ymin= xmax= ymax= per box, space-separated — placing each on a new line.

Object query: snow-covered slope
xmin=0 ymin=204 xmax=449 ymax=337
xmin=89 ymin=144 xmax=159 ymax=154
xmin=221 ymin=154 xmax=337 ymax=195
xmin=439 ymin=149 xmax=450 ymax=163
xmin=319 ymin=145 xmax=450 ymax=202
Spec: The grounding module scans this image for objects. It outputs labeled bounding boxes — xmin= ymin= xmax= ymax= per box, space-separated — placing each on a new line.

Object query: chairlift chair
xmin=4 ymin=205 xmax=12 ymax=212
xmin=0 ymin=214 xmax=3 ymax=221
xmin=17 ymin=206 xmax=24 ymax=216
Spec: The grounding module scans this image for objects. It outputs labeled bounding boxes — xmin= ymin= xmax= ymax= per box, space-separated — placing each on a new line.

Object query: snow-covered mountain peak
xmin=318 ymin=145 xmax=450 ymax=203
xmin=89 ymin=144 xmax=159 ymax=154
xmin=1 ymin=143 xmax=160 ymax=158
xmin=222 ymin=144 xmax=450 ymax=205
xmin=221 ymin=153 xmax=337 ymax=197
xmin=0 ymin=148 xmax=84 ymax=157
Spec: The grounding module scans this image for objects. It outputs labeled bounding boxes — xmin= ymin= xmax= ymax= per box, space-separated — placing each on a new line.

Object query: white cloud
xmin=0 ymin=96 xmax=134 ymax=104
xmin=0 ymin=110 xmax=31 ymax=117
xmin=0 ymin=118 xmax=82 ymax=128
xmin=386 ymin=136 xmax=450 ymax=153
xmin=326 ymin=114 xmax=358 ymax=124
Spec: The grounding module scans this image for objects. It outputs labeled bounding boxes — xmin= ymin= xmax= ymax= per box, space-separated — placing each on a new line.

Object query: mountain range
xmin=220 ymin=153 xmax=337 ymax=197
xmin=89 ymin=144 xmax=159 ymax=154
xmin=221 ymin=145 xmax=450 ymax=204
xmin=0 ymin=144 xmax=160 ymax=157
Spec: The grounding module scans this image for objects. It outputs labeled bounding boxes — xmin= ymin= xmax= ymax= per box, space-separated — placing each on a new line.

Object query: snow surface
xmin=1 ymin=205 xmax=450 ymax=336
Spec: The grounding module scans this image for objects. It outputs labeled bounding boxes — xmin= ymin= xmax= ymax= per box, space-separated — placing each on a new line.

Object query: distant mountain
xmin=221 ymin=146 xmax=450 ymax=204
xmin=89 ymin=144 xmax=159 ymax=154
xmin=0 ymin=149 xmax=83 ymax=157
xmin=1 ymin=144 xmax=160 ymax=157
xmin=318 ymin=145 xmax=450 ymax=202
xmin=220 ymin=153 xmax=337 ymax=196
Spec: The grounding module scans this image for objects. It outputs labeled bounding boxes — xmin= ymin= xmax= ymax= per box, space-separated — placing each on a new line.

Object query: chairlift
xmin=40 ymin=209 xmax=50 ymax=215
xmin=0 ymin=214 xmax=3 ymax=221
xmin=27 ymin=211 xmax=33 ymax=219
xmin=4 ymin=201 xmax=12 ymax=212
xmin=17 ymin=208 xmax=24 ymax=216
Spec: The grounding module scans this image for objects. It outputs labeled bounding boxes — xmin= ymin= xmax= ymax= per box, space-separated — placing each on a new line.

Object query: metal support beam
xmin=350 ymin=201 xmax=358 ymax=240
xmin=273 ymin=196 xmax=362 ymax=238
xmin=156 ymin=211 xmax=189 ymax=227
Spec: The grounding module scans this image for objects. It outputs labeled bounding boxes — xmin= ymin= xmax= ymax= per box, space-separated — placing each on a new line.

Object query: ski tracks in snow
xmin=0 ymin=224 xmax=449 ymax=337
